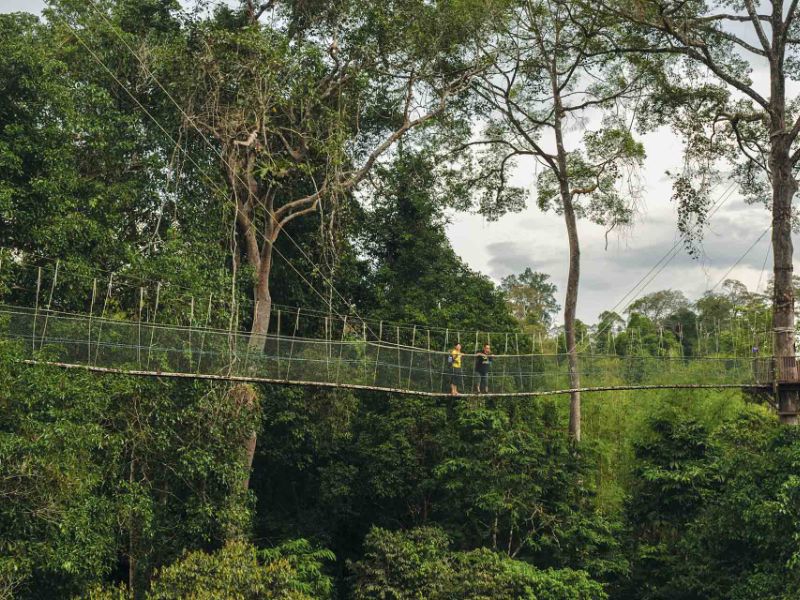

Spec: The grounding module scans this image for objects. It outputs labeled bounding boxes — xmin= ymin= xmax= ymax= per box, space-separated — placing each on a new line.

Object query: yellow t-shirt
xmin=450 ymin=349 xmax=462 ymax=368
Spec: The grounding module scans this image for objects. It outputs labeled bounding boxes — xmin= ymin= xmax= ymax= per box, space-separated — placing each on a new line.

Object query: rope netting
xmin=0 ymin=304 xmax=774 ymax=396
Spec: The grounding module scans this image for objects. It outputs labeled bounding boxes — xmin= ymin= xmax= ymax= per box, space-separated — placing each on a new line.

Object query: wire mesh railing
xmin=0 ymin=304 xmax=774 ymax=396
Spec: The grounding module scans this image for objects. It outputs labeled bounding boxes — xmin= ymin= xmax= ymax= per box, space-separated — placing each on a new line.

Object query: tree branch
xmin=743 ymin=0 xmax=772 ymax=55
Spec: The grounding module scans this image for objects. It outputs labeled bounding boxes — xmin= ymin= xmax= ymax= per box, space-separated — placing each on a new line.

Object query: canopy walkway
xmin=0 ymin=303 xmax=778 ymax=398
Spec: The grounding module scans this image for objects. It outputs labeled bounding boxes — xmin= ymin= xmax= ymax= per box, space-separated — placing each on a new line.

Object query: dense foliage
xmin=1 ymin=1 xmax=799 ymax=598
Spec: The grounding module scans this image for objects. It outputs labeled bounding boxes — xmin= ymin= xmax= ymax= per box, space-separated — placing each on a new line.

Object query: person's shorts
xmin=450 ymin=367 xmax=463 ymax=387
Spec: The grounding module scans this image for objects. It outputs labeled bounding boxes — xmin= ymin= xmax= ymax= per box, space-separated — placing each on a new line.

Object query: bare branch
xmin=275 ymin=198 xmax=321 ymax=238
xmin=743 ymin=0 xmax=772 ymax=55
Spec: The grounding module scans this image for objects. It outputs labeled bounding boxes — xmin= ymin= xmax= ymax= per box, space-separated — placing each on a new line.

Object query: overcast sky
xmin=2 ymin=1 xmax=45 ymax=12
xmin=1 ymin=1 xmax=789 ymax=324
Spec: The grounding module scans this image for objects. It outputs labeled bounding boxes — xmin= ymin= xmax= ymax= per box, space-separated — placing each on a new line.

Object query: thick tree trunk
xmin=768 ymin=37 xmax=799 ymax=424
xmin=562 ymin=195 xmax=582 ymax=441
xmin=231 ymin=384 xmax=260 ymax=491
xmin=552 ymin=92 xmax=581 ymax=441
xmin=238 ymin=242 xmax=274 ymax=489
xmin=129 ymin=447 xmax=139 ymax=598
xmin=248 ymin=257 xmax=273 ymax=351
xmin=771 ymin=148 xmax=798 ymax=423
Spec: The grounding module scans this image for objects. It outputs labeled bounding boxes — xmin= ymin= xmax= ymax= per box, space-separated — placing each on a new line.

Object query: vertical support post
xmin=372 ymin=321 xmax=383 ymax=386
xmin=488 ymin=332 xmax=493 ymax=393
xmin=146 ymin=282 xmax=161 ymax=369
xmin=137 ymin=287 xmax=144 ymax=367
xmin=531 ymin=333 xmax=537 ymax=392
xmin=93 ymin=275 xmax=114 ymax=365
xmin=503 ymin=333 xmax=509 ymax=393
xmin=427 ymin=329 xmax=433 ymax=392
xmin=407 ymin=325 xmax=417 ymax=389
xmin=362 ymin=319 xmax=368 ymax=384
xmin=225 ymin=294 xmax=236 ymax=375
xmin=396 ymin=325 xmax=402 ymax=388
xmin=32 ymin=267 xmax=42 ymax=353
xmin=276 ymin=308 xmax=282 ymax=378
xmin=285 ymin=308 xmax=301 ymax=381
xmin=186 ymin=295 xmax=195 ymax=372
xmin=197 ymin=293 xmax=212 ymax=373
xmin=439 ymin=328 xmax=449 ymax=393
xmin=336 ymin=316 xmax=347 ymax=384
xmin=325 ymin=316 xmax=331 ymax=383
xmin=39 ymin=259 xmax=59 ymax=350
xmin=514 ymin=332 xmax=522 ymax=392
xmin=697 ymin=322 xmax=702 ymax=356
xmin=88 ymin=279 xmax=97 ymax=364
xmin=514 ymin=333 xmax=521 ymax=392
xmin=242 ymin=300 xmax=258 ymax=377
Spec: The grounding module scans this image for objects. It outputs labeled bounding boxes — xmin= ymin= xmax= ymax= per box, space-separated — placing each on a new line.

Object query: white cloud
xmin=0 ymin=1 xmax=45 ymax=14
xmin=447 ymin=123 xmax=779 ymax=324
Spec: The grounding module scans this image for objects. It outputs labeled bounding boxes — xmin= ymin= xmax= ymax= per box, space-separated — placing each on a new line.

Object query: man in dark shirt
xmin=474 ymin=343 xmax=493 ymax=393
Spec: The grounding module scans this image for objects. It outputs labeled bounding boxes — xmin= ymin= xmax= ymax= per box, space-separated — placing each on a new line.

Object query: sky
xmin=447 ymin=130 xmax=775 ymax=323
xmin=2 ymin=1 xmax=45 ymax=12
xmin=0 ymin=1 xmax=789 ymax=324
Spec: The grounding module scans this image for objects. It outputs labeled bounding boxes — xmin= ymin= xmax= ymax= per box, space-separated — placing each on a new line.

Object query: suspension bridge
xmin=0 ymin=296 xmax=783 ymax=399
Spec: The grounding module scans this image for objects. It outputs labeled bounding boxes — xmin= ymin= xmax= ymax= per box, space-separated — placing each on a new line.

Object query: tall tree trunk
xmin=552 ymin=93 xmax=582 ymax=441
xmin=129 ymin=445 xmax=139 ymax=598
xmin=771 ymin=144 xmax=798 ymax=423
xmin=249 ymin=242 xmax=273 ymax=351
xmin=769 ymin=36 xmax=798 ymax=424
xmin=232 ymin=383 xmax=260 ymax=491
xmin=562 ymin=193 xmax=582 ymax=440
xmin=237 ymin=242 xmax=274 ymax=489
xmin=230 ymin=190 xmax=276 ymax=490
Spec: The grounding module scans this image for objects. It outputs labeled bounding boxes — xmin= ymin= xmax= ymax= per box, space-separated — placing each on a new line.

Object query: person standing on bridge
xmin=449 ymin=342 xmax=464 ymax=396
xmin=474 ymin=343 xmax=493 ymax=393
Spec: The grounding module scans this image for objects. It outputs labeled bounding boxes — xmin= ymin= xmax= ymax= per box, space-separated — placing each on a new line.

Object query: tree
xmin=0 ymin=347 xmax=259 ymax=597
xmin=663 ymin=306 xmax=699 ymax=356
xmin=433 ymin=401 xmax=624 ymax=578
xmin=359 ymin=152 xmax=517 ymax=333
xmin=47 ymin=0 xmax=504 ymax=486
xmin=596 ymin=0 xmax=800 ymax=422
xmin=695 ymin=291 xmax=735 ymax=330
xmin=626 ymin=290 xmax=689 ymax=325
xmin=500 ymin=268 xmax=560 ymax=331
xmin=594 ymin=311 xmax=625 ymax=354
xmin=149 ymin=0 xmax=498 ymax=483
xmin=0 ymin=10 xmax=174 ymax=308
xmin=622 ymin=409 xmax=800 ymax=599
xmin=462 ymin=0 xmax=648 ymax=440
xmin=153 ymin=0 xmax=495 ymax=349
xmin=146 ymin=540 xmax=333 ymax=600
xmin=349 ymin=526 xmax=607 ymax=600
xmin=622 ymin=412 xmax=713 ymax=599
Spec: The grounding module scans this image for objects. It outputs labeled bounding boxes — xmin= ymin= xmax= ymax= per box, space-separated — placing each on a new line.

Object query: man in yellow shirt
xmin=449 ymin=343 xmax=464 ymax=396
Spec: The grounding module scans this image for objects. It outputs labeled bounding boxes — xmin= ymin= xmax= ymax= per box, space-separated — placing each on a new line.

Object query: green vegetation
xmin=2 ymin=1 xmax=800 ymax=598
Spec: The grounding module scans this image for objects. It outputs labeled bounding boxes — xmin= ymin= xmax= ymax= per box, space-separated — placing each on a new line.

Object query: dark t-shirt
xmin=474 ymin=352 xmax=492 ymax=374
